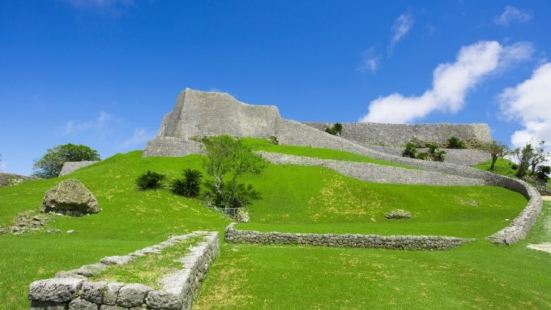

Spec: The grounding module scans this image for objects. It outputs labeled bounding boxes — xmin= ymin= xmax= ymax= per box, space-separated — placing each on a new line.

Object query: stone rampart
xmin=59 ymin=161 xmax=99 ymax=176
xmin=28 ymin=231 xmax=219 ymax=310
xmin=305 ymin=122 xmax=492 ymax=147
xmin=258 ymin=151 xmax=484 ymax=186
xmin=225 ymin=224 xmax=472 ymax=250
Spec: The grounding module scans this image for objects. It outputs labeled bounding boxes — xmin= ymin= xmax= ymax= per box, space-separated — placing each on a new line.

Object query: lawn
xmin=241 ymin=137 xmax=412 ymax=168
xmin=0 ymin=151 xmax=536 ymax=309
xmin=196 ymin=204 xmax=551 ymax=309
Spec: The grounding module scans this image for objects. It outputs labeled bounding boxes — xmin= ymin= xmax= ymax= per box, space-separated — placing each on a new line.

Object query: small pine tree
xmin=172 ymin=169 xmax=202 ymax=197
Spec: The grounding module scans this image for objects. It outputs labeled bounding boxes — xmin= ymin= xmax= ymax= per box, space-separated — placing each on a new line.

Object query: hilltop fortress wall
xmin=305 ymin=122 xmax=491 ymax=147
xmin=144 ymin=89 xmax=490 ymax=156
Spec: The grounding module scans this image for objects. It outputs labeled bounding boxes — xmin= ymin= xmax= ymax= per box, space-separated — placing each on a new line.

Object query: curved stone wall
xmin=258 ymin=151 xmax=484 ymax=186
xmin=305 ymin=122 xmax=492 ymax=147
xmin=225 ymin=224 xmax=472 ymax=250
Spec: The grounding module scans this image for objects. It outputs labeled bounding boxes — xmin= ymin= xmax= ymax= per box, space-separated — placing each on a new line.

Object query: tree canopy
xmin=33 ymin=143 xmax=100 ymax=178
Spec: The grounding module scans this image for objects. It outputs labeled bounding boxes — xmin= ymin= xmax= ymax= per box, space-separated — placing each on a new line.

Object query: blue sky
xmin=1 ymin=0 xmax=550 ymax=175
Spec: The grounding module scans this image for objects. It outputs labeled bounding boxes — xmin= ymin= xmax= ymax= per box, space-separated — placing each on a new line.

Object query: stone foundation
xmin=225 ymin=224 xmax=472 ymax=250
xmin=28 ymin=231 xmax=219 ymax=310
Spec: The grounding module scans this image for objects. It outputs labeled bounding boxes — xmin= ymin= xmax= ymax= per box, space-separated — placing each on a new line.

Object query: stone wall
xmin=258 ymin=151 xmax=484 ymax=186
xmin=225 ymin=224 xmax=472 ymax=250
xmin=59 ymin=161 xmax=99 ymax=176
xmin=367 ymin=146 xmax=490 ymax=166
xmin=28 ymin=231 xmax=219 ymax=310
xmin=305 ymin=122 xmax=492 ymax=147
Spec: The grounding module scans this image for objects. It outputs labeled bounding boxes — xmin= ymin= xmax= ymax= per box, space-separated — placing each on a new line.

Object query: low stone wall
xmin=304 ymin=122 xmax=492 ymax=147
xmin=59 ymin=161 xmax=99 ymax=176
xmin=225 ymin=224 xmax=472 ymax=250
xmin=258 ymin=151 xmax=484 ymax=186
xmin=486 ymin=179 xmax=543 ymax=245
xmin=28 ymin=231 xmax=219 ymax=310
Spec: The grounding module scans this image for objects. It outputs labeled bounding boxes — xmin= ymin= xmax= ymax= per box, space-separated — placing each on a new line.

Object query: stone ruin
xmin=144 ymin=88 xmax=492 ymax=158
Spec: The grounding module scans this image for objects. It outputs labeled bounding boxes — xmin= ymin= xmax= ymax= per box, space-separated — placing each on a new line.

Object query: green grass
xmin=239 ymin=164 xmax=526 ymax=238
xmin=196 ymin=203 xmax=551 ymax=309
xmin=0 ymin=151 xmax=541 ymax=309
xmin=92 ymin=235 xmax=203 ymax=288
xmin=474 ymin=158 xmax=518 ymax=178
xmin=241 ymin=137 xmax=412 ymax=169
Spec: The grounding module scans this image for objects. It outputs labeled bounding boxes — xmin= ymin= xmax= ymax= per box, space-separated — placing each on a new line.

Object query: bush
xmin=136 ymin=171 xmax=165 ymax=190
xmin=269 ymin=136 xmax=279 ymax=145
xmin=511 ymin=163 xmax=518 ymax=170
xmin=325 ymin=123 xmax=343 ymax=136
xmin=447 ymin=136 xmax=465 ymax=149
xmin=536 ymin=165 xmax=550 ymax=182
xmin=428 ymin=143 xmax=446 ymax=162
xmin=33 ymin=144 xmax=100 ymax=178
xmin=416 ymin=152 xmax=429 ymax=160
xmin=172 ymin=169 xmax=202 ymax=197
xmin=402 ymin=143 xmax=417 ymax=158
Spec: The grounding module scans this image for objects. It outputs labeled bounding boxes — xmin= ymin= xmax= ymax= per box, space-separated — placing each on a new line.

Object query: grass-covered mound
xmin=241 ymin=137 xmax=412 ymax=168
xmin=474 ymin=158 xmax=518 ymax=178
xmin=197 ymin=204 xmax=551 ymax=309
xmin=0 ymin=150 xmax=536 ymax=308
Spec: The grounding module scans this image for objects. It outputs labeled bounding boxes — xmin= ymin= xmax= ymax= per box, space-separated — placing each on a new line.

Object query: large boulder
xmin=42 ymin=179 xmax=100 ymax=216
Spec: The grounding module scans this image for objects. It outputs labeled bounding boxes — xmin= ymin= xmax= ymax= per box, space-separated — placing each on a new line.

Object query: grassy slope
xmin=196 ymin=204 xmax=551 ymax=309
xmin=241 ymin=137 xmax=412 ymax=168
xmin=239 ymin=165 xmax=525 ymax=238
xmin=474 ymin=158 xmax=517 ymax=178
xmin=0 ymin=150 xmax=538 ymax=309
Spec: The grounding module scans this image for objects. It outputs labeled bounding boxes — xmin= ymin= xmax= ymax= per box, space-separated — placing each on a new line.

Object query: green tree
xmin=513 ymin=144 xmax=534 ymax=178
xmin=202 ymin=136 xmax=265 ymax=209
xmin=530 ymin=141 xmax=547 ymax=175
xmin=483 ymin=140 xmax=507 ymax=171
xmin=33 ymin=143 xmax=100 ymax=178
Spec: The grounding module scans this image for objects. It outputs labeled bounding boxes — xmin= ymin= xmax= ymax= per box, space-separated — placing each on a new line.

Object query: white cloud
xmin=0 ymin=160 xmax=7 ymax=172
xmin=389 ymin=13 xmax=414 ymax=53
xmin=360 ymin=41 xmax=533 ymax=124
xmin=64 ymin=111 xmax=113 ymax=135
xmin=121 ymin=128 xmax=155 ymax=148
xmin=357 ymin=48 xmax=380 ymax=73
xmin=494 ymin=6 xmax=532 ymax=26
xmin=500 ymin=63 xmax=551 ymax=152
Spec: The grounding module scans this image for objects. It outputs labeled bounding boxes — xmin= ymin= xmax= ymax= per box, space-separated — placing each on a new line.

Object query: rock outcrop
xmin=0 ymin=173 xmax=34 ymax=187
xmin=42 ymin=179 xmax=100 ymax=216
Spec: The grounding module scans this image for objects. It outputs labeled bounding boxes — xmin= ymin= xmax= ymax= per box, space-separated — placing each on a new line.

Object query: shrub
xmin=136 ymin=171 xmax=165 ymax=190
xmin=447 ymin=136 xmax=465 ymax=149
xmin=325 ymin=123 xmax=343 ymax=136
xmin=269 ymin=136 xmax=279 ymax=145
xmin=416 ymin=152 xmax=429 ymax=160
xmin=536 ymin=165 xmax=550 ymax=182
xmin=427 ymin=143 xmax=446 ymax=162
xmin=202 ymin=135 xmax=265 ymax=209
xmin=402 ymin=143 xmax=417 ymax=158
xmin=511 ymin=163 xmax=518 ymax=170
xmin=172 ymin=169 xmax=202 ymax=197
xmin=33 ymin=144 xmax=100 ymax=178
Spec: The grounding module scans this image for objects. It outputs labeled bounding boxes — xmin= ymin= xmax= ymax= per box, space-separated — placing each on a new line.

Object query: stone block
xmin=116 ymin=284 xmax=151 ymax=308
xmin=29 ymin=278 xmax=83 ymax=303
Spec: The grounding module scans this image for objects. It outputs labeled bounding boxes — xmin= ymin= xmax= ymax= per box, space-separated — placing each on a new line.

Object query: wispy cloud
xmin=357 ymin=48 xmax=380 ymax=74
xmin=388 ymin=13 xmax=414 ymax=53
xmin=121 ymin=128 xmax=155 ymax=149
xmin=64 ymin=0 xmax=134 ymax=15
xmin=494 ymin=6 xmax=532 ymax=26
xmin=64 ymin=111 xmax=115 ymax=135
xmin=360 ymin=41 xmax=533 ymax=124
xmin=500 ymin=62 xmax=551 ymax=154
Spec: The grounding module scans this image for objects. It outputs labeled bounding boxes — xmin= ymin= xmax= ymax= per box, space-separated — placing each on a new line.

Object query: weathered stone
xmin=100 ymin=255 xmax=133 ymax=266
xmin=29 ymin=277 xmax=83 ymax=302
xmin=385 ymin=209 xmax=412 ymax=219
xmin=80 ymin=281 xmax=107 ymax=304
xmin=102 ymin=282 xmax=124 ymax=305
xmin=145 ymin=290 xmax=183 ymax=310
xmin=69 ymin=297 xmax=99 ymax=310
xmin=116 ymin=284 xmax=151 ymax=307
xmin=99 ymin=305 xmax=126 ymax=310
xmin=0 ymin=172 xmax=34 ymax=187
xmin=42 ymin=179 xmax=100 ymax=216
xmin=30 ymin=300 xmax=67 ymax=310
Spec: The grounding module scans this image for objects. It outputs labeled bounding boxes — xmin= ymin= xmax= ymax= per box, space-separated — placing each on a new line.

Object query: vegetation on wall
xmin=325 ymin=123 xmax=343 ymax=136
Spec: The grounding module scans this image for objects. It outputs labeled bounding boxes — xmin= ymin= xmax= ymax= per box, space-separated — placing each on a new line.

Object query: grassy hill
xmin=0 ymin=149 xmax=549 ymax=309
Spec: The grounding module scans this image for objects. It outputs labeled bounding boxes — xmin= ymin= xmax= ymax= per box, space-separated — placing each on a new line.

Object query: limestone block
xmin=29 ymin=278 xmax=84 ymax=303
xmin=68 ymin=297 xmax=99 ymax=310
xmin=116 ymin=284 xmax=152 ymax=308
